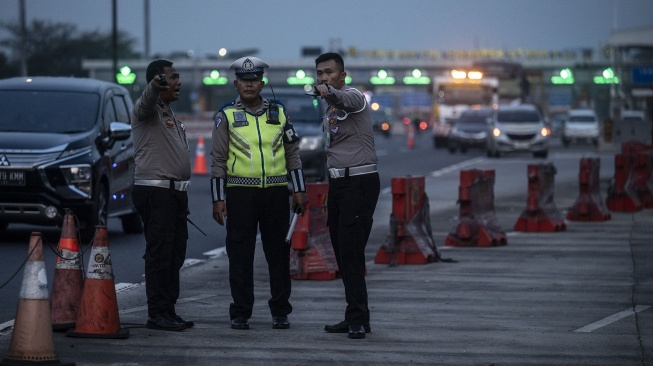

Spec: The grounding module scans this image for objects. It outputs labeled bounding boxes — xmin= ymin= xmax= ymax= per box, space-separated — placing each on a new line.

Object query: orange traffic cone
xmin=0 ymin=232 xmax=75 ymax=366
xmin=65 ymin=226 xmax=129 ymax=339
xmin=193 ymin=136 xmax=207 ymax=175
xmin=51 ymin=209 xmax=84 ymax=331
xmin=407 ymin=124 xmax=415 ymax=148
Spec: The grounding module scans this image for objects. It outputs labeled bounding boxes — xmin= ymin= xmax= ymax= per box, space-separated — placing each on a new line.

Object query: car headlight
xmin=60 ymin=164 xmax=92 ymax=196
xmin=492 ymin=127 xmax=502 ymax=137
xmin=540 ymin=127 xmax=551 ymax=137
xmin=299 ymin=136 xmax=323 ymax=151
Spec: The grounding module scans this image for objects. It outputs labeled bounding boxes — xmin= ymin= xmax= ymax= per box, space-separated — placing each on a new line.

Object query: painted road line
xmin=431 ymin=156 xmax=486 ymax=178
xmin=203 ymin=247 xmax=227 ymax=259
xmin=119 ymin=294 xmax=216 ymax=315
xmin=575 ymin=305 xmax=651 ymax=333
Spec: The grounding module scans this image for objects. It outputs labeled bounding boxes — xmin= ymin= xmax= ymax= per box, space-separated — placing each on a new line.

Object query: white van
xmin=561 ymin=109 xmax=600 ymax=147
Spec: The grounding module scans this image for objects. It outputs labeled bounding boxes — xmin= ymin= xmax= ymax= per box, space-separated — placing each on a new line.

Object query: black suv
xmin=0 ymin=77 xmax=142 ymax=240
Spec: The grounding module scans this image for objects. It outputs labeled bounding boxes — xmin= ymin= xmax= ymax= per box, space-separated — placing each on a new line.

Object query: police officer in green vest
xmin=210 ymin=56 xmax=308 ymax=331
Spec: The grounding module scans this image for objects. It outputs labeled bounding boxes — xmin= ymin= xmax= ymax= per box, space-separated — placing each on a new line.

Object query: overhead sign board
xmin=632 ymin=67 xmax=653 ymax=84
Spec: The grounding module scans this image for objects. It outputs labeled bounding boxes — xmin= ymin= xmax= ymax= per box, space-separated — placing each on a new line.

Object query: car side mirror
xmin=109 ymin=122 xmax=132 ymax=141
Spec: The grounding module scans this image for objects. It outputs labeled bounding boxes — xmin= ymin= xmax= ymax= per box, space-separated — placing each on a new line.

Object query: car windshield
xmin=275 ymin=95 xmax=322 ymax=125
xmin=568 ymin=116 xmax=596 ymax=123
xmin=623 ymin=117 xmax=644 ymax=123
xmin=458 ymin=112 xmax=490 ymax=125
xmin=497 ymin=110 xmax=540 ymax=123
xmin=0 ymin=91 xmax=99 ymax=133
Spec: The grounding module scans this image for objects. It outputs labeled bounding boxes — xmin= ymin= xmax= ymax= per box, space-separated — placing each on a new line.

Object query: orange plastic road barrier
xmin=566 ymin=157 xmax=611 ymax=221
xmin=51 ymin=209 xmax=85 ymax=331
xmin=514 ymin=164 xmax=566 ymax=232
xmin=0 ymin=232 xmax=75 ymax=366
xmin=606 ymin=154 xmax=641 ymax=212
xmin=445 ymin=169 xmax=507 ymax=247
xmin=289 ymin=182 xmax=339 ymax=280
xmin=66 ymin=226 xmax=129 ymax=339
xmin=193 ymin=136 xmax=207 ymax=175
xmin=374 ymin=176 xmax=439 ymax=265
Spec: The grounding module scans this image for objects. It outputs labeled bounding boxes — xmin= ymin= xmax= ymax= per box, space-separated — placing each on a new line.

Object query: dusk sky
xmin=1 ymin=0 xmax=653 ymax=61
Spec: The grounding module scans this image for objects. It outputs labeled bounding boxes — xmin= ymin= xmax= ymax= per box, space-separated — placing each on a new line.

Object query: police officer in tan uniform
xmin=313 ymin=52 xmax=380 ymax=339
xmin=132 ymin=59 xmax=193 ymax=331
xmin=210 ymin=56 xmax=307 ymax=330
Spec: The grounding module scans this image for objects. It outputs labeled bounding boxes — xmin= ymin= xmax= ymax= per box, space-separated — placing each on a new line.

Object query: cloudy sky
xmin=1 ymin=0 xmax=652 ymax=61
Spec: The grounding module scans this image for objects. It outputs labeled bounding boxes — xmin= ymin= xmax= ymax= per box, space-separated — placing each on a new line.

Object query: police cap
xmin=230 ymin=56 xmax=269 ymax=80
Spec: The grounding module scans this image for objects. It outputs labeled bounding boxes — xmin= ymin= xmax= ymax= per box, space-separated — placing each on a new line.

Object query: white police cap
xmin=230 ymin=56 xmax=269 ymax=80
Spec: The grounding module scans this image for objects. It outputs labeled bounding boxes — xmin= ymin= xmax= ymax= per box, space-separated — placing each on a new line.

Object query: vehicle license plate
xmin=0 ymin=169 xmax=26 ymax=186
xmin=514 ymin=142 xmax=529 ymax=149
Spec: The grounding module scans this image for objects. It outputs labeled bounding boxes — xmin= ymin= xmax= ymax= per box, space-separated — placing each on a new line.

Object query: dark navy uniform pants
xmin=132 ymin=185 xmax=188 ymax=318
xmin=327 ymin=172 xmax=380 ymax=327
xmin=225 ymin=186 xmax=292 ymax=320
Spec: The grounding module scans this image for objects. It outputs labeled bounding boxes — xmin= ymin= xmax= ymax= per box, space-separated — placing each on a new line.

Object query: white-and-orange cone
xmin=0 ymin=232 xmax=75 ymax=366
xmin=51 ymin=209 xmax=84 ymax=331
xmin=193 ymin=136 xmax=207 ymax=175
xmin=65 ymin=226 xmax=129 ymax=339
xmin=407 ymin=124 xmax=415 ymax=148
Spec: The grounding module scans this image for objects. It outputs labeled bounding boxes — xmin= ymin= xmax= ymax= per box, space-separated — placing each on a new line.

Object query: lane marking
xmin=119 ymin=294 xmax=216 ymax=315
xmin=575 ymin=305 xmax=651 ymax=333
xmin=430 ymin=156 xmax=486 ymax=177
xmin=203 ymin=247 xmax=227 ymax=259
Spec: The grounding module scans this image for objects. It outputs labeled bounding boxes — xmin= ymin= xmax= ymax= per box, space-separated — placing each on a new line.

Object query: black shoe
xmin=348 ymin=324 xmax=366 ymax=339
xmin=146 ymin=315 xmax=187 ymax=331
xmin=272 ymin=315 xmax=290 ymax=329
xmin=324 ymin=320 xmax=371 ymax=333
xmin=230 ymin=317 xmax=249 ymax=330
xmin=170 ymin=312 xmax=195 ymax=328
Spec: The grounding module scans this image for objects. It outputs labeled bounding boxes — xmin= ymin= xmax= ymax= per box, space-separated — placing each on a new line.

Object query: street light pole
xmin=19 ymin=0 xmax=27 ymax=76
xmin=112 ymin=0 xmax=118 ymax=83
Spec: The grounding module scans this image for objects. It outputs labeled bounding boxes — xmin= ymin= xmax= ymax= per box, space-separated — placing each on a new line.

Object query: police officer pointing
xmin=210 ymin=56 xmax=307 ymax=330
xmin=313 ymin=52 xmax=380 ymax=340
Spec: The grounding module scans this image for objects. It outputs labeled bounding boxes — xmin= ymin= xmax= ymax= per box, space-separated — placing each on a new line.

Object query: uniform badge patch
xmin=233 ymin=112 xmax=248 ymax=127
xmin=215 ymin=115 xmax=222 ymax=128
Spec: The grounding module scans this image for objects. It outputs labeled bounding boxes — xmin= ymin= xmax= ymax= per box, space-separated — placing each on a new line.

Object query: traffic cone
xmin=65 ymin=226 xmax=129 ymax=339
xmin=193 ymin=136 xmax=207 ymax=175
xmin=51 ymin=209 xmax=84 ymax=331
xmin=1 ymin=232 xmax=75 ymax=366
xmin=407 ymin=124 xmax=415 ymax=148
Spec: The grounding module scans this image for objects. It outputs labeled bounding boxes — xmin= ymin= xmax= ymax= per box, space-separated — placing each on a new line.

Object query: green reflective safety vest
xmin=222 ymin=105 xmax=289 ymax=188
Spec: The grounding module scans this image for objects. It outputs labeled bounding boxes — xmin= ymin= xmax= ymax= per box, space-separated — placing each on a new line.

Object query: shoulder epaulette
xmin=218 ymin=101 xmax=236 ymax=113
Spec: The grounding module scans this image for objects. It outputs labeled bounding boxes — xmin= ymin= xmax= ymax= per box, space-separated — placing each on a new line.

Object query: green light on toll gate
xmin=116 ymin=66 xmax=136 ymax=85
xmin=203 ymin=70 xmax=229 ymax=85
xmin=287 ymin=69 xmax=315 ymax=85
xmin=370 ymin=70 xmax=395 ymax=85
xmin=593 ymin=68 xmax=619 ymax=84
xmin=551 ymin=68 xmax=574 ymax=84
xmin=403 ymin=69 xmax=430 ymax=85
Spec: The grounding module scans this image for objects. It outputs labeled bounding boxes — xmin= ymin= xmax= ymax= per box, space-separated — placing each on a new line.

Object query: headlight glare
xmin=299 ymin=136 xmax=323 ymax=151
xmin=60 ymin=164 xmax=92 ymax=195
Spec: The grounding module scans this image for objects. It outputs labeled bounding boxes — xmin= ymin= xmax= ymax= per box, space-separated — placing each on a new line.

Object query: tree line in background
xmin=0 ymin=19 xmax=140 ymax=79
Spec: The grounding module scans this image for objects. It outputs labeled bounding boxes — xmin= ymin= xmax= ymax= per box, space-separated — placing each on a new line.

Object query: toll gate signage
xmin=632 ymin=67 xmax=653 ymax=84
